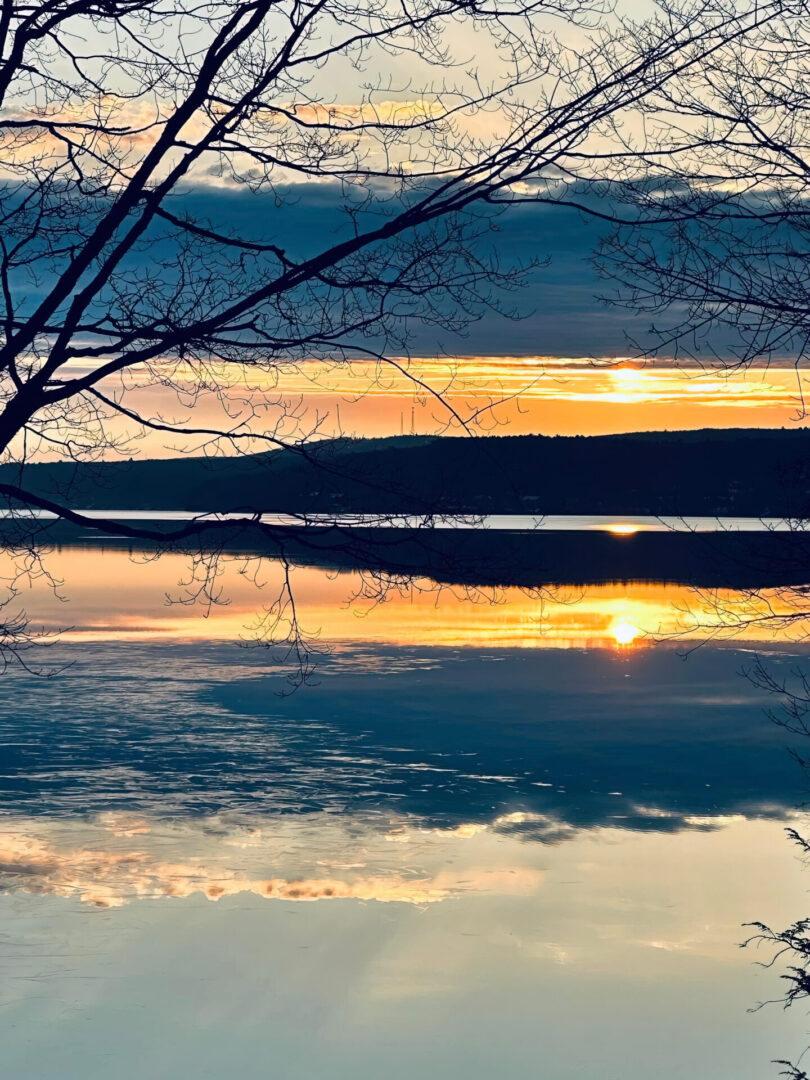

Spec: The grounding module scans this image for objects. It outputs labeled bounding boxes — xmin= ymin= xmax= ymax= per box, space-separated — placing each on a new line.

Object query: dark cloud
xmin=174 ymin=182 xmax=639 ymax=356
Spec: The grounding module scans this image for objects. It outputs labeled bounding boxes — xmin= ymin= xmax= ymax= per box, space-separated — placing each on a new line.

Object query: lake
xmin=1 ymin=542 xmax=808 ymax=1078
xmin=4 ymin=509 xmax=808 ymax=531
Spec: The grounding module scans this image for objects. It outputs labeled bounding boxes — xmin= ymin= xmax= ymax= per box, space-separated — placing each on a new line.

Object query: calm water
xmin=1 ymin=545 xmax=808 ymax=1078
xmin=3 ymin=509 xmax=808 ymax=531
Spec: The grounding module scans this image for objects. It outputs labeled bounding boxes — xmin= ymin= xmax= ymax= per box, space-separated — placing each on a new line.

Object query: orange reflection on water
xmin=6 ymin=546 xmax=809 ymax=652
xmin=605 ymin=523 xmax=640 ymax=536
xmin=611 ymin=616 xmax=642 ymax=647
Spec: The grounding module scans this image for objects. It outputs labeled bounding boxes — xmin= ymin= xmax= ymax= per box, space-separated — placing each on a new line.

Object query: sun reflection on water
xmin=2 ymin=545 xmax=807 ymax=653
xmin=606 ymin=523 xmax=641 ymax=536
xmin=611 ymin=616 xmax=642 ymax=648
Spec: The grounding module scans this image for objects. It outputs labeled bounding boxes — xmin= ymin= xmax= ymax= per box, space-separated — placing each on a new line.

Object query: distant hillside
xmin=3 ymin=428 xmax=810 ymax=516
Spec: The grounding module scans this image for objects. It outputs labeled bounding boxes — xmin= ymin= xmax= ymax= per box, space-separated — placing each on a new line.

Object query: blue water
xmin=0 ymin=632 xmax=807 ymax=1078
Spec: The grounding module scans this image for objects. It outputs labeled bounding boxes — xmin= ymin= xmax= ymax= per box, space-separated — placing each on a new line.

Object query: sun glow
xmin=31 ymin=355 xmax=810 ymax=463
xmin=611 ymin=616 xmax=642 ymax=647
xmin=606 ymin=523 xmax=640 ymax=536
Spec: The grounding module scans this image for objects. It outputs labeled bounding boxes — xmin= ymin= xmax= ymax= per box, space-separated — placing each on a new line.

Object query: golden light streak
xmin=5 ymin=546 xmax=809 ymax=653
xmin=36 ymin=354 xmax=810 ymax=462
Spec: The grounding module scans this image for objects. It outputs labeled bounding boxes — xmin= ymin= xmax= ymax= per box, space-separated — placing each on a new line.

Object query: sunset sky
xmin=24 ymin=184 xmax=799 ymax=457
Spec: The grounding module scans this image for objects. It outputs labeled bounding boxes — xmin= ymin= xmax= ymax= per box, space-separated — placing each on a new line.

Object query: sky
xmin=10 ymin=1 xmax=809 ymax=457
xmin=19 ymin=181 xmax=807 ymax=457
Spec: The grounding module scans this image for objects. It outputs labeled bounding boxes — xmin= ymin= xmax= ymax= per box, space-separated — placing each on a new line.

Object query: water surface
xmin=0 ymin=545 xmax=807 ymax=1077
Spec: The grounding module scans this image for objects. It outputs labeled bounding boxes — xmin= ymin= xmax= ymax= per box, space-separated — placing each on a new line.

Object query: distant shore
xmin=4 ymin=428 xmax=810 ymax=518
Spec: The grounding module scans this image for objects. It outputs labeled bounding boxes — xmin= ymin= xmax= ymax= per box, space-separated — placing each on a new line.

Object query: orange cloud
xmin=0 ymin=817 xmax=543 ymax=910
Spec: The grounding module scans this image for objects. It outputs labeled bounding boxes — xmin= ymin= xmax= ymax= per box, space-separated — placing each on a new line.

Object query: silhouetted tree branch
xmin=0 ymin=0 xmax=801 ymax=676
xmin=0 ymin=0 xmax=796 ymax=481
xmin=597 ymin=0 xmax=810 ymax=373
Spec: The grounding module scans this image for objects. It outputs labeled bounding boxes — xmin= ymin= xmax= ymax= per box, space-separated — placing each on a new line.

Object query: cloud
xmin=0 ymin=815 xmax=544 ymax=910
